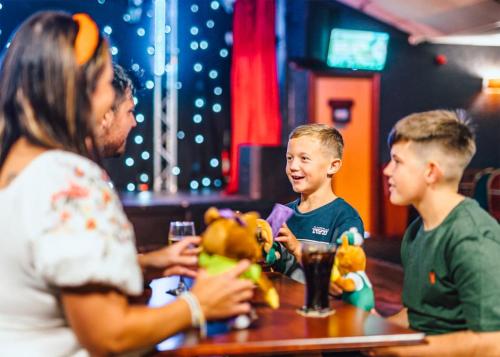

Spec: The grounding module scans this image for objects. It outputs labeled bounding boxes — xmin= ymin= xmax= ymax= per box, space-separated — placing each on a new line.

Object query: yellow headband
xmin=72 ymin=13 xmax=99 ymax=66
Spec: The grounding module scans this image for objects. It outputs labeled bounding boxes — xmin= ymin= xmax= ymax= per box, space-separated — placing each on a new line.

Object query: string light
xmin=206 ymin=20 xmax=214 ymax=28
xmin=190 ymin=4 xmax=199 ymax=13
xmin=193 ymin=63 xmax=203 ymax=72
xmin=136 ymin=113 xmax=145 ymax=123
xmin=127 ymin=183 xmax=136 ymax=191
xmin=103 ymin=25 xmax=112 ymax=35
xmin=190 ymin=180 xmax=199 ymax=190
xmin=137 ymin=27 xmax=146 ymax=36
xmin=209 ymin=70 xmax=218 ymax=79
xmin=177 ymin=131 xmax=185 ymax=140
xmin=195 ymin=98 xmax=205 ymax=108
xmin=147 ymin=46 xmax=155 ymax=55
xmin=210 ymin=1 xmax=220 ymax=10
xmin=110 ymin=46 xmax=119 ymax=55
xmin=193 ymin=114 xmax=202 ymax=123
xmin=145 ymin=80 xmax=154 ymax=89
xmin=212 ymin=103 xmax=222 ymax=112
xmin=219 ymin=48 xmax=228 ymax=57
xmin=125 ymin=158 xmax=135 ymax=167
xmin=210 ymin=158 xmax=219 ymax=167
xmin=214 ymin=179 xmax=222 ymax=188
xmin=97 ymin=0 xmax=105 ymax=4
xmin=140 ymin=173 xmax=149 ymax=182
xmin=131 ymin=63 xmax=140 ymax=71
xmin=202 ymin=177 xmax=211 ymax=187
xmin=134 ymin=135 xmax=144 ymax=144
xmin=141 ymin=151 xmax=150 ymax=160
xmin=190 ymin=41 xmax=199 ymax=50
xmin=190 ymin=26 xmax=199 ymax=35
xmin=195 ymin=135 xmax=204 ymax=144
xmin=200 ymin=40 xmax=208 ymax=49
xmin=172 ymin=166 xmax=181 ymax=175
xmin=214 ymin=87 xmax=222 ymax=95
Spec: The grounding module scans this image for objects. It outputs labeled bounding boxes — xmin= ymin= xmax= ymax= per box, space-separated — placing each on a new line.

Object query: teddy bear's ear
xmin=204 ymin=207 xmax=220 ymax=224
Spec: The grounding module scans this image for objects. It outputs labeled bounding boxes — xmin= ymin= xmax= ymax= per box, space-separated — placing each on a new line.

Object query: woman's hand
xmin=275 ymin=224 xmax=302 ymax=262
xmin=191 ymin=260 xmax=255 ymax=320
xmin=138 ymin=236 xmax=200 ymax=278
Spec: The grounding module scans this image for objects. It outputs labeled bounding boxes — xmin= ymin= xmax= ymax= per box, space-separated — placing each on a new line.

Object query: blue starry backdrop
xmin=0 ymin=0 xmax=232 ymax=192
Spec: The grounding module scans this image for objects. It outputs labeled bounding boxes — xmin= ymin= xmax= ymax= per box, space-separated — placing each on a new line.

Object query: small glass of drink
xmin=298 ymin=242 xmax=336 ymax=317
xmin=166 ymin=221 xmax=195 ymax=296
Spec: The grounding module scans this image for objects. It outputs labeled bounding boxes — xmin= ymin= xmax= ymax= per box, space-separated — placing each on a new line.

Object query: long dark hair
xmin=0 ymin=11 xmax=108 ymax=168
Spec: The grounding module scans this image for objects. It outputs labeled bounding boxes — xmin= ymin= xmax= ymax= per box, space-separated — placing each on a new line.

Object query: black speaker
xmin=238 ymin=145 xmax=295 ymax=203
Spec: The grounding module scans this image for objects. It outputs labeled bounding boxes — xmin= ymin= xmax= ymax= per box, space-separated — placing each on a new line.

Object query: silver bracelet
xmin=180 ymin=292 xmax=207 ymax=337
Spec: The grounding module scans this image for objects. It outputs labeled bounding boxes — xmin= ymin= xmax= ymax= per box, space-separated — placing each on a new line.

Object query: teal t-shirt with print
xmin=402 ymin=198 xmax=500 ymax=335
xmin=272 ymin=197 xmax=364 ymax=280
xmin=286 ymin=197 xmax=364 ymax=244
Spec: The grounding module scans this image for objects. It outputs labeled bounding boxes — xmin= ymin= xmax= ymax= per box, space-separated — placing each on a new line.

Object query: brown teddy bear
xmin=200 ymin=207 xmax=279 ymax=309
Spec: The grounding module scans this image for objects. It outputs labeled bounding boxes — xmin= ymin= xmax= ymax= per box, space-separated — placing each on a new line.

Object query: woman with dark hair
xmin=0 ymin=12 xmax=253 ymax=356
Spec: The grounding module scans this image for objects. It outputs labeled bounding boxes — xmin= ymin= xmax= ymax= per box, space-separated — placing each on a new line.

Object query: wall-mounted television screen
xmin=327 ymin=29 xmax=389 ymax=71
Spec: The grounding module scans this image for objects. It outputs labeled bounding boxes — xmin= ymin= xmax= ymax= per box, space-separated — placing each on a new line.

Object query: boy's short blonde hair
xmin=289 ymin=124 xmax=344 ymax=159
xmin=388 ymin=110 xmax=476 ymax=182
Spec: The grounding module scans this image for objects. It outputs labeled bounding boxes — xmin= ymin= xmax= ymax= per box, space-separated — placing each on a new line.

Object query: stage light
xmin=172 ymin=166 xmax=181 ymax=175
xmin=206 ymin=20 xmax=214 ymax=28
xmin=219 ymin=48 xmax=228 ymax=57
xmin=136 ymin=113 xmax=145 ymax=123
xmin=193 ymin=114 xmax=202 ymax=123
xmin=141 ymin=151 xmax=150 ymax=160
xmin=190 ymin=41 xmax=199 ymax=50
xmin=140 ymin=173 xmax=149 ymax=182
xmin=103 ymin=25 xmax=112 ymax=35
xmin=209 ymin=70 xmax=218 ymax=79
xmin=193 ymin=63 xmax=203 ymax=72
xmin=214 ymin=179 xmax=222 ymax=188
xmin=137 ymin=27 xmax=146 ymax=36
xmin=195 ymin=98 xmax=205 ymax=108
xmin=195 ymin=135 xmax=204 ymax=144
xmin=202 ymin=177 xmax=211 ymax=187
xmin=110 ymin=46 xmax=118 ymax=55
xmin=145 ymin=80 xmax=154 ymax=89
xmin=190 ymin=4 xmax=199 ymax=13
xmin=190 ymin=180 xmax=199 ymax=190
xmin=127 ymin=183 xmax=136 ymax=191
xmin=210 ymin=1 xmax=220 ymax=10
xmin=147 ymin=46 xmax=155 ymax=55
xmin=210 ymin=158 xmax=219 ymax=167
xmin=200 ymin=41 xmax=208 ymax=49
xmin=177 ymin=131 xmax=185 ymax=139
xmin=134 ymin=135 xmax=143 ymax=144
xmin=214 ymin=87 xmax=222 ymax=95
xmin=212 ymin=103 xmax=222 ymax=112
xmin=190 ymin=26 xmax=199 ymax=35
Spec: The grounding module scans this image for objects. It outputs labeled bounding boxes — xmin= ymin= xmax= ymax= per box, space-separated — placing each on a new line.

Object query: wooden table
xmin=154 ymin=272 xmax=425 ymax=356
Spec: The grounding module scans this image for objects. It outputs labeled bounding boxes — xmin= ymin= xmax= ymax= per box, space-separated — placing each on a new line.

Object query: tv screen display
xmin=327 ymin=29 xmax=389 ymax=71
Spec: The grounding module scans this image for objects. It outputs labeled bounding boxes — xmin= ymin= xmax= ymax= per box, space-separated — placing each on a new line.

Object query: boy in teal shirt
xmin=372 ymin=110 xmax=500 ymax=356
xmin=270 ymin=124 xmax=364 ymax=282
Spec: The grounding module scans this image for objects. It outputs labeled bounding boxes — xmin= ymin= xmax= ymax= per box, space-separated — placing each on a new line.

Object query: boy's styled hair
xmin=388 ymin=110 xmax=476 ymax=182
xmin=111 ymin=64 xmax=135 ymax=111
xmin=289 ymin=123 xmax=344 ymax=159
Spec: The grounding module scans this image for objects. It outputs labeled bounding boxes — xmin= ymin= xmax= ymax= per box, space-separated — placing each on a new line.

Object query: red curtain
xmin=226 ymin=0 xmax=282 ymax=193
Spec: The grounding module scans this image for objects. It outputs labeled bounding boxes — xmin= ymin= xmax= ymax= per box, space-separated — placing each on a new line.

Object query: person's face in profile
xmin=99 ymin=89 xmax=137 ymax=157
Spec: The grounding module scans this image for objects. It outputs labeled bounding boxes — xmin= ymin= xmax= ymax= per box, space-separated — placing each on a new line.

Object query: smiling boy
xmin=271 ymin=124 xmax=364 ymax=281
xmin=372 ymin=110 xmax=500 ymax=356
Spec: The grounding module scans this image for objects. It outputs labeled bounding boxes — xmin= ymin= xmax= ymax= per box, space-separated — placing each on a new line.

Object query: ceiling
xmin=335 ymin=0 xmax=500 ymax=46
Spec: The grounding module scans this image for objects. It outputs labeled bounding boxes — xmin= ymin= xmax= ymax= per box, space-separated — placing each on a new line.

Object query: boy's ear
xmin=425 ymin=161 xmax=444 ymax=184
xmin=327 ymin=158 xmax=342 ymax=176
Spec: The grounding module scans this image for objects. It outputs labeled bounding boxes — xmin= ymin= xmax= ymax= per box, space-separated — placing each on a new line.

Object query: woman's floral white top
xmin=0 ymin=150 xmax=143 ymax=356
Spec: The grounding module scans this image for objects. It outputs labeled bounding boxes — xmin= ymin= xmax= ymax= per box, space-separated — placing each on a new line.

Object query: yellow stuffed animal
xmin=331 ymin=232 xmax=374 ymax=312
xmin=200 ymin=207 xmax=279 ymax=309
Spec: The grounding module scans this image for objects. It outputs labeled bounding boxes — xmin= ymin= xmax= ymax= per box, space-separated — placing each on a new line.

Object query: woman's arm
xmin=62 ymin=260 xmax=254 ymax=355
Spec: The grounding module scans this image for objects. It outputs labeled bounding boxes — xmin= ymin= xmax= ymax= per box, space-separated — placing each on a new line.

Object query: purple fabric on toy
xmin=266 ymin=204 xmax=294 ymax=238
xmin=218 ymin=208 xmax=245 ymax=226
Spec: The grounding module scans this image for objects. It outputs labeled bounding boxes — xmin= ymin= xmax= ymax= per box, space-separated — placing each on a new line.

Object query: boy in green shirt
xmin=371 ymin=110 xmax=500 ymax=356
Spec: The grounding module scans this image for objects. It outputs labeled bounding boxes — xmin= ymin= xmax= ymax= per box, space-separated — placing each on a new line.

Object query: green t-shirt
xmin=401 ymin=198 xmax=500 ymax=335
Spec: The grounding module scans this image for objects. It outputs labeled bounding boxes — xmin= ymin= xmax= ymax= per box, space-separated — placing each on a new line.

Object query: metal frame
xmin=153 ymin=0 xmax=178 ymax=193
